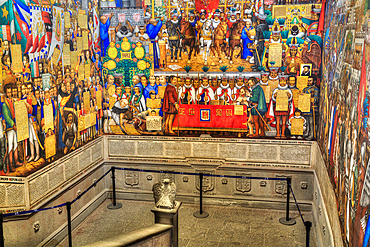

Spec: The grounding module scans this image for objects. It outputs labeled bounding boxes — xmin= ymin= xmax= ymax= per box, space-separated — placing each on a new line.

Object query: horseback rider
xmin=196 ymin=9 xmax=207 ymax=45
xmin=212 ymin=9 xmax=221 ymax=29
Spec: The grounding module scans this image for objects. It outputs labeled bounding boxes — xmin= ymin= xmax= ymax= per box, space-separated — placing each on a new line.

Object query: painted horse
xmin=180 ymin=20 xmax=199 ymax=63
xmin=211 ymin=21 xmax=228 ymax=63
xmin=167 ymin=20 xmax=181 ymax=63
xmin=227 ymin=21 xmax=245 ymax=64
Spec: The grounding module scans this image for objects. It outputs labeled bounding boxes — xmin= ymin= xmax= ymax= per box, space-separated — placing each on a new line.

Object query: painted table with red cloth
xmin=173 ymin=104 xmax=249 ymax=132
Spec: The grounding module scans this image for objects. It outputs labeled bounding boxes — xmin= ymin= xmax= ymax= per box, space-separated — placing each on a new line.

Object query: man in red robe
xmin=162 ymin=76 xmax=179 ymax=135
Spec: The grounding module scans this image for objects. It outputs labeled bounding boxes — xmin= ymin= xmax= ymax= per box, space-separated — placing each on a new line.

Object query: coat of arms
xmin=133 ymin=13 xmax=140 ymax=22
xmin=275 ymin=175 xmax=291 ymax=195
xmin=236 ymin=173 xmax=251 ymax=193
xmin=125 ymin=170 xmax=139 ymax=186
xmin=195 ymin=170 xmax=214 ymax=192
xmin=200 ymin=109 xmax=210 ymax=121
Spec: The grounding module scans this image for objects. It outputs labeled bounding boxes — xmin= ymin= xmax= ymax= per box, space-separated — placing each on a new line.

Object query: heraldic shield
xmin=275 ymin=175 xmax=291 ymax=195
xmin=195 ymin=170 xmax=215 ymax=192
xmin=125 ymin=170 xmax=139 ymax=186
xmin=236 ymin=173 xmax=251 ymax=193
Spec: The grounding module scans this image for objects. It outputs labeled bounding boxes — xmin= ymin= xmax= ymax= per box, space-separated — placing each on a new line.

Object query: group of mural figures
xmin=2 ymin=0 xmax=369 ymax=244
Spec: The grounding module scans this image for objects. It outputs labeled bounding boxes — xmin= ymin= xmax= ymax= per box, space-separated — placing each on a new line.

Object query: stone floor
xmin=59 ymin=199 xmax=317 ymax=247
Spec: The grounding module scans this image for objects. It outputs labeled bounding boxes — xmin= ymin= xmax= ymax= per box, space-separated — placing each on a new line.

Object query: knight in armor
xmin=196 ymin=9 xmax=207 ymax=44
xmin=167 ymin=9 xmax=182 ymax=63
xmin=212 ymin=9 xmax=221 ymax=29
xmin=251 ymin=7 xmax=268 ymax=72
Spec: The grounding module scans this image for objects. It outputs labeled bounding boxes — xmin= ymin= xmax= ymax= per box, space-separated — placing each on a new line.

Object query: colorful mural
xmin=318 ymin=0 xmax=370 ymax=245
xmin=0 ymin=0 xmax=325 ymax=178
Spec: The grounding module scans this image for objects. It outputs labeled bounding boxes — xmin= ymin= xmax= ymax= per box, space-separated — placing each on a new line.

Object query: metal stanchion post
xmin=305 ymin=221 xmax=312 ymax=247
xmin=279 ymin=177 xmax=296 ymax=225
xmin=66 ymin=202 xmax=72 ymax=247
xmin=193 ymin=173 xmax=209 ymax=218
xmin=108 ymin=166 xmax=122 ymax=209
xmin=0 ymin=214 xmax=4 ymax=247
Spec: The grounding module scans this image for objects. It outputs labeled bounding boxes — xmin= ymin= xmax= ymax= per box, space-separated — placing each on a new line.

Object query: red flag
xmin=317 ymin=0 xmax=326 ymax=37
xmin=195 ymin=0 xmax=219 ymax=15
xmin=30 ymin=35 xmax=39 ymax=53
xmin=24 ymin=34 xmax=33 ymax=53
xmin=37 ymin=35 xmax=45 ymax=52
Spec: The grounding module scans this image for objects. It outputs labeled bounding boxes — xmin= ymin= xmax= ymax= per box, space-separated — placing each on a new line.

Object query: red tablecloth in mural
xmin=173 ymin=104 xmax=249 ymax=130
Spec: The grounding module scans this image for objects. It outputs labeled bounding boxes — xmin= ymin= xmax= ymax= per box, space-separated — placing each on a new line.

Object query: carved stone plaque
xmin=125 ymin=170 xmax=139 ymax=186
xmin=275 ymin=175 xmax=292 ymax=195
xmin=236 ymin=173 xmax=251 ymax=193
xmin=195 ymin=170 xmax=214 ymax=192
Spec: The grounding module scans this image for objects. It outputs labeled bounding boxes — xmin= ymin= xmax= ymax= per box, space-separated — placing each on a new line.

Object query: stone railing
xmin=80 ymin=224 xmax=173 ymax=247
xmin=0 ymin=135 xmax=339 ymax=247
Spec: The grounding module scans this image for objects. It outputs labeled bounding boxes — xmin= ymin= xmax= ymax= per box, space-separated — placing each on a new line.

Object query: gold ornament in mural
xmin=121 ymin=37 xmax=131 ymax=51
xmin=103 ymin=60 xmax=116 ymax=70
xmin=108 ymin=46 xmax=118 ymax=59
xmin=108 ymin=85 xmax=116 ymax=96
xmin=137 ymin=60 xmax=146 ymax=70
xmin=134 ymin=42 xmax=145 ymax=60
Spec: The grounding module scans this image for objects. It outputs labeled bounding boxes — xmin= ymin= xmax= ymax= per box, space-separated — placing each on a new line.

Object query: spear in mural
xmin=177 ymin=73 xmax=180 ymax=136
xmin=197 ymin=73 xmax=200 ymax=105
xmin=311 ymin=90 xmax=316 ymax=139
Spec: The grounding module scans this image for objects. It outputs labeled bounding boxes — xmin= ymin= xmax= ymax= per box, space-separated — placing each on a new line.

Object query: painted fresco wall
xmin=318 ymin=0 xmax=370 ymax=245
xmin=0 ymin=0 xmax=325 ymax=191
xmin=100 ymin=0 xmax=324 ymax=140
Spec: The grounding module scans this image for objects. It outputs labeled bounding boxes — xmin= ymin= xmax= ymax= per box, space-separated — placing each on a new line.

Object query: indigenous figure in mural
xmin=284 ymin=37 xmax=304 ymax=76
xmin=268 ymin=74 xmax=293 ymax=139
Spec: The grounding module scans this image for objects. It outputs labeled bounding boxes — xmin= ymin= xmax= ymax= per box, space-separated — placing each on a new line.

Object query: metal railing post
xmin=108 ymin=166 xmax=122 ymax=209
xmin=66 ymin=202 xmax=72 ymax=247
xmin=306 ymin=221 xmax=312 ymax=247
xmin=279 ymin=177 xmax=296 ymax=225
xmin=194 ymin=173 xmax=208 ymax=218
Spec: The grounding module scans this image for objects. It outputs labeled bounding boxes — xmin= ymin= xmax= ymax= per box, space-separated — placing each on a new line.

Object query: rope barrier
xmin=71 ymin=168 xmax=112 ymax=204
xmin=0 ymin=165 xmax=311 ymax=247
xmin=289 ymin=183 xmax=305 ymax=225
xmin=2 ymin=202 xmax=67 ymax=218
xmin=3 ymin=168 xmax=112 ymax=217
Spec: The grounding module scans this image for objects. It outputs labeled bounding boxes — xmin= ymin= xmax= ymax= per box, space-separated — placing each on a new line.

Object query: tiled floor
xmin=59 ymin=199 xmax=317 ymax=247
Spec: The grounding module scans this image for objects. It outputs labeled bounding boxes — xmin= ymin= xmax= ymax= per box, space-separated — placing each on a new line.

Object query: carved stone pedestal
xmin=151 ymin=201 xmax=182 ymax=247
